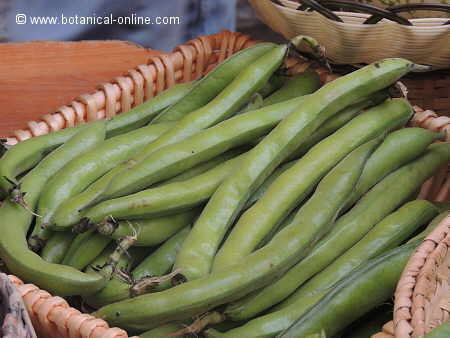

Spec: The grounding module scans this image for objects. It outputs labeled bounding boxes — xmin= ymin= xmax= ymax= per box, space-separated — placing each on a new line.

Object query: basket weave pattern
xmin=8 ymin=275 xmax=138 ymax=338
xmin=249 ymin=0 xmax=450 ymax=69
xmin=3 ymin=31 xmax=450 ymax=338
xmin=6 ymin=31 xmax=257 ymax=145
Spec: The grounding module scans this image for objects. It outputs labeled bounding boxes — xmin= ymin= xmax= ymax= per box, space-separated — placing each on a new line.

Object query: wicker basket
xmin=1 ymin=31 xmax=450 ymax=338
xmin=248 ymin=0 xmax=450 ymax=69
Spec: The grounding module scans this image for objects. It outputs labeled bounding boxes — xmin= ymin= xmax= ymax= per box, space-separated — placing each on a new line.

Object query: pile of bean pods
xmin=1 ymin=40 xmax=449 ymax=338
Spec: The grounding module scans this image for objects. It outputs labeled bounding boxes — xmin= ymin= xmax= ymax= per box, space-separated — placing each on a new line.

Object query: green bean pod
xmin=85 ymin=226 xmax=190 ymax=308
xmin=58 ymin=65 xmax=319 ymax=221
xmin=279 ymin=240 xmax=421 ymax=338
xmin=63 ymin=233 xmax=112 ymax=270
xmin=102 ymin=45 xmax=290 ymax=198
xmin=209 ymin=239 xmax=420 ymax=338
xmin=82 ymin=155 xmax=244 ymax=223
xmin=226 ymin=200 xmax=437 ymax=320
xmin=256 ymin=206 xmax=298 ymax=249
xmin=262 ymin=70 xmax=320 ymax=106
xmin=97 ymin=210 xmax=198 ymax=246
xmin=61 ymin=229 xmax=95 ymax=265
xmin=92 ymin=138 xmax=375 ymax=331
xmin=90 ymin=96 xmax=309 ymax=206
xmin=343 ymin=127 xmax=444 ymax=210
xmin=174 ymin=59 xmax=415 ymax=281
xmin=55 ymin=148 xmax=243 ymax=230
xmin=40 ymin=231 xmax=76 ymax=264
xmin=0 ymin=82 xmax=194 ymax=195
xmin=159 ymin=147 xmax=246 ymax=185
xmin=0 ymin=124 xmax=120 ymax=296
xmin=73 ymin=72 xmax=319 ymax=226
xmin=35 ymin=122 xmax=172 ymax=237
xmin=55 ymin=147 xmax=238 ymax=231
xmin=285 ymin=91 xmax=389 ymax=160
xmin=151 ymin=43 xmax=276 ymax=123
xmin=414 ymin=211 xmax=450 ymax=240
xmin=213 ymin=98 xmax=412 ymax=273
xmin=244 ymin=93 xmax=385 ymax=211
xmin=243 ymin=160 xmax=296 ymax=210
xmin=236 ymin=71 xmax=319 ymax=115
xmin=273 ymin=142 xmax=450 ymax=311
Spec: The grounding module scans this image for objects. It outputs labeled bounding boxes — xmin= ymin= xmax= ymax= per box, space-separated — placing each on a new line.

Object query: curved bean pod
xmin=52 ymin=143 xmax=235 ymax=230
xmin=35 ymin=122 xmax=172 ymax=238
xmin=92 ymin=137 xmax=374 ymax=331
xmin=275 ymin=142 xmax=450 ymax=310
xmin=209 ymin=239 xmax=420 ymax=338
xmin=285 ymin=91 xmax=389 ymax=161
xmin=82 ymin=155 xmax=244 ymax=223
xmin=54 ymin=45 xmax=304 ymax=219
xmin=174 ymin=59 xmax=415 ymax=281
xmin=152 ymin=43 xmax=276 ymax=123
xmin=279 ymin=240 xmax=421 ymax=338
xmin=262 ymin=70 xmax=320 ymax=106
xmin=159 ymin=147 xmax=246 ymax=185
xmin=103 ymin=45 xmax=290 ymax=198
xmin=213 ymin=98 xmax=412 ymax=273
xmin=61 ymin=229 xmax=95 ymax=265
xmin=343 ymin=127 xmax=444 ymax=210
xmin=40 ymin=231 xmax=76 ymax=264
xmin=63 ymin=233 xmax=112 ymax=270
xmin=225 ymin=200 xmax=437 ymax=320
xmin=0 ymin=124 xmax=119 ymax=296
xmin=94 ymin=94 xmax=308 ymax=203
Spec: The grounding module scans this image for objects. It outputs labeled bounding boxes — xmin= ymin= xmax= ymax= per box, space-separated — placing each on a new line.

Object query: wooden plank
xmin=0 ymin=40 xmax=161 ymax=136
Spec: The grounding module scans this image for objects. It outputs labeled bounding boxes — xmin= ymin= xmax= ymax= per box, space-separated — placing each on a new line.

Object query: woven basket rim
xmin=393 ymin=214 xmax=450 ymax=337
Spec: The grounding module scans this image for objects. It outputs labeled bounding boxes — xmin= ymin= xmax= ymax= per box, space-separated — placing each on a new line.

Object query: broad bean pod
xmin=93 ymin=138 xmax=375 ymax=330
xmin=213 ymin=98 xmax=413 ymax=273
xmin=175 ymin=59 xmax=416 ymax=281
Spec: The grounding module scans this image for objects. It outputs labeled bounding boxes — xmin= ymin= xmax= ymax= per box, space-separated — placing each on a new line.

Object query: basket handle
xmin=363 ymin=3 xmax=450 ymax=25
xmin=273 ymin=0 xmax=449 ymax=25
xmin=291 ymin=0 xmax=412 ymax=25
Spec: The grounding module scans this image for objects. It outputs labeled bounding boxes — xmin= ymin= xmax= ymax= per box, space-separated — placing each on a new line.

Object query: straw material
xmin=249 ymin=0 xmax=450 ymax=69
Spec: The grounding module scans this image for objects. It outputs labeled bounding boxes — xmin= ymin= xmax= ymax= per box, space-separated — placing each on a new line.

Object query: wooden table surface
xmin=0 ymin=40 xmax=160 ymax=137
